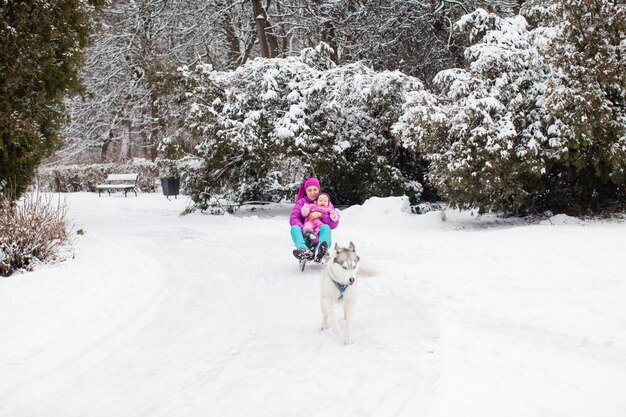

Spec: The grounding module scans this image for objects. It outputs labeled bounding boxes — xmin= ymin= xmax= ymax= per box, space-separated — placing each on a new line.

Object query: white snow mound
xmin=341 ymin=195 xmax=411 ymax=218
xmin=540 ymin=214 xmax=585 ymax=226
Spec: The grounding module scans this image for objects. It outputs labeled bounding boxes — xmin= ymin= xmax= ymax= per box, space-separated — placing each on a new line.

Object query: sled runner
xmin=295 ymin=240 xmax=330 ymax=271
xmin=299 ymin=251 xmax=330 ymax=271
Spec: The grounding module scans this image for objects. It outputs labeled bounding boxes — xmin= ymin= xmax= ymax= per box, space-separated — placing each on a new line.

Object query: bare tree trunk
xmin=264 ymin=0 xmax=279 ymax=57
xmin=127 ymin=118 xmax=132 ymax=160
xmin=276 ymin=1 xmax=288 ymax=53
xmin=142 ymin=127 xmax=150 ymax=160
xmin=314 ymin=0 xmax=338 ymax=63
xmin=240 ymin=34 xmax=258 ymax=66
xmin=119 ymin=137 xmax=128 ymax=162
xmin=223 ymin=13 xmax=242 ymax=69
xmin=252 ymin=0 xmax=270 ymax=57
xmin=323 ymin=22 xmax=338 ymax=63
xmin=101 ymin=132 xmax=112 ymax=163
xmin=341 ymin=0 xmax=357 ymax=63
xmin=252 ymin=0 xmax=277 ymax=58
xmin=149 ymin=91 xmax=159 ymax=161
xmin=119 ymin=118 xmax=134 ymax=161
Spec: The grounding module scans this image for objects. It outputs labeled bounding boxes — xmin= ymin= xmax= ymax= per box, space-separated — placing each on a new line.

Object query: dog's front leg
xmin=320 ymin=298 xmax=329 ymax=331
xmin=343 ymin=300 xmax=355 ymax=345
xmin=322 ymin=298 xmax=340 ymax=334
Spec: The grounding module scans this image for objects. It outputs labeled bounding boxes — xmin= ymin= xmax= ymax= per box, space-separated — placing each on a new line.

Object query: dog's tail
xmin=358 ymin=263 xmax=379 ymax=278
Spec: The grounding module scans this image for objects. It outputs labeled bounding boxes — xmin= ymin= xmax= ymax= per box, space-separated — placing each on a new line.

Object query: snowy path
xmin=1 ymin=193 xmax=625 ymax=417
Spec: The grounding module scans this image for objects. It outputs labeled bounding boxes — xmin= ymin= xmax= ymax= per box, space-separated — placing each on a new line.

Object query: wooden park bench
xmin=96 ymin=173 xmax=139 ymax=197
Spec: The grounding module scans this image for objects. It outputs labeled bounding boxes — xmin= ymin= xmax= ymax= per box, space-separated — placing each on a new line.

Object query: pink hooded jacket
xmin=301 ymin=203 xmax=340 ymax=223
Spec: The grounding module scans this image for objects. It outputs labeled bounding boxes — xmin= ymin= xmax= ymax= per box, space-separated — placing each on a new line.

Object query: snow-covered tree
xmin=180 ymin=44 xmax=425 ymax=209
xmin=519 ymin=0 xmax=558 ymax=27
xmin=395 ymin=9 xmax=556 ymax=214
xmin=306 ymin=0 xmax=522 ymax=84
xmin=55 ymin=0 xmax=538 ymax=165
xmin=59 ymin=0 xmax=215 ymax=164
xmin=396 ymin=3 xmax=626 ymax=215
xmin=542 ymin=0 xmax=626 ymax=211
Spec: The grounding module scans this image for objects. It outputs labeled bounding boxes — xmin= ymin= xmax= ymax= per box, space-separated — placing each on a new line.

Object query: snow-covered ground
xmin=1 ymin=193 xmax=625 ymax=417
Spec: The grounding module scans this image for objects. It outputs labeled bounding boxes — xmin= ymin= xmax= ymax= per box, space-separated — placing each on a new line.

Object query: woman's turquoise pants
xmin=290 ymin=224 xmax=331 ymax=250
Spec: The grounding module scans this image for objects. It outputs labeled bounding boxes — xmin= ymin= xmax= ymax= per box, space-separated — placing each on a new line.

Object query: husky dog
xmin=320 ymin=242 xmax=360 ymax=345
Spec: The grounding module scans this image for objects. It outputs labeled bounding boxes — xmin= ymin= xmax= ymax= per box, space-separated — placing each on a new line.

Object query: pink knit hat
xmin=296 ymin=177 xmax=320 ymax=201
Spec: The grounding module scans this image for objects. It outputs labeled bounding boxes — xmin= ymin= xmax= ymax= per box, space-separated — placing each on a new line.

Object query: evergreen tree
xmin=0 ymin=0 xmax=102 ymax=198
xmin=396 ymin=3 xmax=626 ymax=215
xmin=395 ymin=9 xmax=557 ymax=214
xmin=542 ymin=0 xmax=626 ymax=212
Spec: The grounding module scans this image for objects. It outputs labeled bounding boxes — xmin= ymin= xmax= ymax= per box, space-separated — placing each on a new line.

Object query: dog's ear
xmin=348 ymin=241 xmax=355 ymax=251
xmin=334 ymin=243 xmax=341 ymax=252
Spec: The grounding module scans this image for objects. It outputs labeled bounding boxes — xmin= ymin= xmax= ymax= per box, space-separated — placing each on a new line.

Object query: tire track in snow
xmin=0 ymin=235 xmax=170 ymax=411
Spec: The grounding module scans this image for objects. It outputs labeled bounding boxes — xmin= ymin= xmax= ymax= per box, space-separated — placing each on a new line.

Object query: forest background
xmin=1 ymin=0 xmax=625 ymax=216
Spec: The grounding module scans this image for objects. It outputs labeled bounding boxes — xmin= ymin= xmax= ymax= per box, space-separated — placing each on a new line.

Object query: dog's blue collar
xmin=333 ymin=280 xmax=349 ymax=300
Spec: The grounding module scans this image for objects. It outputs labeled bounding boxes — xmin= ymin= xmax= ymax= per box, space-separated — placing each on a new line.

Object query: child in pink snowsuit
xmin=301 ymin=193 xmax=340 ymax=242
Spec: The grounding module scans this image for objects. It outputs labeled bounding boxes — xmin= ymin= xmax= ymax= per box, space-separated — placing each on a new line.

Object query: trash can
xmin=160 ymin=177 xmax=180 ymax=199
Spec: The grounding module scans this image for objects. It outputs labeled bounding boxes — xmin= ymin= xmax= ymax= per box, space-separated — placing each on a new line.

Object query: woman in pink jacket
xmin=290 ymin=177 xmax=339 ymax=261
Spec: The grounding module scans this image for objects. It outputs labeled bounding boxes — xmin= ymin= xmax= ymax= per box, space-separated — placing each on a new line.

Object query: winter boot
xmin=314 ymin=241 xmax=328 ymax=263
xmin=293 ymin=247 xmax=313 ymax=261
xmin=303 ymin=230 xmax=317 ymax=245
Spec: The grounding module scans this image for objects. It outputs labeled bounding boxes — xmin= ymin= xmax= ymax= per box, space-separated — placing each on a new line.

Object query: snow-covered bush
xmin=395 ymin=4 xmax=626 ymax=215
xmin=519 ymin=0 xmax=558 ymax=27
xmin=179 ymin=43 xmax=426 ymax=210
xmin=395 ymin=10 xmax=556 ymax=214
xmin=1 ymin=195 xmax=70 ymax=277
xmin=541 ymin=0 xmax=626 ymax=212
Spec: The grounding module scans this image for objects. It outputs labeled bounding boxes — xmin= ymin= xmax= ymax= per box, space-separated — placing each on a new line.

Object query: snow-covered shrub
xmin=541 ymin=0 xmax=626 ymax=212
xmin=395 ymin=10 xmax=556 ymax=214
xmin=304 ymin=62 xmax=426 ymax=205
xmin=0 ymin=195 xmax=70 ymax=277
xmin=37 ymin=159 xmax=159 ymax=193
xmin=179 ymin=43 xmax=426 ymax=210
xmin=519 ymin=0 xmax=558 ymax=27
xmin=395 ymin=5 xmax=626 ymax=215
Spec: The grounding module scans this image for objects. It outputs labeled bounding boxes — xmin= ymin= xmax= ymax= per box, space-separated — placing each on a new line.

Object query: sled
xmin=299 ymin=252 xmax=330 ymax=271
